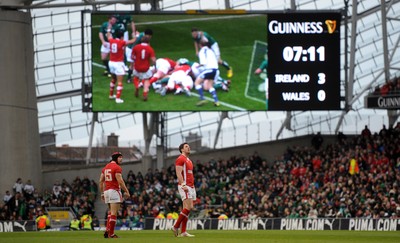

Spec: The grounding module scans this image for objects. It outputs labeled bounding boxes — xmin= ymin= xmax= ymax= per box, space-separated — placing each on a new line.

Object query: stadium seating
xmin=1 ymin=127 xmax=399 ymax=223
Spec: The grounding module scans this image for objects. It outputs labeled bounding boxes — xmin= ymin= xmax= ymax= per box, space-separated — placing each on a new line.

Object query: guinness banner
xmin=365 ymin=94 xmax=400 ymax=109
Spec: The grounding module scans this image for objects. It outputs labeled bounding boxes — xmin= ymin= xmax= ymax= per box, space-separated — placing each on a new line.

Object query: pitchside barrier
xmin=1 ymin=218 xmax=400 ymax=232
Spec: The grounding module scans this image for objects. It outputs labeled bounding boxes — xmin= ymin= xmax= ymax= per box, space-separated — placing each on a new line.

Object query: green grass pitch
xmin=90 ymin=13 xmax=268 ymax=112
xmin=1 ymin=230 xmax=399 ymax=243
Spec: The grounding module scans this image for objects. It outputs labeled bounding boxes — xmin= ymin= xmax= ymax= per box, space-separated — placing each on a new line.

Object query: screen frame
xmin=82 ymin=10 xmax=343 ymax=112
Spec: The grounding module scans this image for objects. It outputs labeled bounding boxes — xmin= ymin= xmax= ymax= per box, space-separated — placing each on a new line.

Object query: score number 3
xmin=317 ymin=73 xmax=326 ymax=101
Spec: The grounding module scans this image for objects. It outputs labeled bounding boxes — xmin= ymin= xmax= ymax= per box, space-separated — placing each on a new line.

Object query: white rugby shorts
xmin=109 ymin=61 xmax=126 ymax=76
xmin=177 ymin=185 xmax=196 ymax=201
xmin=100 ymin=42 xmax=110 ymax=54
xmin=104 ymin=189 xmax=123 ymax=204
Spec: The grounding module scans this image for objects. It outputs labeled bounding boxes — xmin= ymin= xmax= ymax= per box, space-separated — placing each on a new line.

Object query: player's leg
xmin=151 ymin=59 xmax=168 ymax=85
xmin=180 ymin=187 xmax=195 ymax=237
xmin=142 ymin=79 xmax=150 ymax=101
xmin=125 ymin=46 xmax=133 ymax=83
xmin=181 ymin=75 xmax=193 ymax=96
xmin=207 ymin=69 xmax=220 ymax=106
xmin=212 ymin=42 xmax=232 ymax=78
xmin=160 ymin=75 xmax=176 ymax=96
xmin=132 ymin=70 xmax=140 ymax=97
xmin=170 ymin=71 xmax=185 ymax=95
xmin=100 ymin=43 xmax=111 ymax=77
xmin=194 ymin=77 xmax=206 ymax=106
xmin=109 ymin=76 xmax=116 ymax=99
xmin=104 ymin=205 xmax=111 ymax=238
xmin=195 ymin=70 xmax=210 ymax=106
xmin=115 ymin=75 xmax=124 ymax=103
xmin=149 ymin=70 xmax=164 ymax=85
xmin=207 ymin=81 xmax=219 ymax=106
xmin=108 ymin=62 xmax=117 ymax=99
xmin=142 ymin=69 xmax=154 ymax=101
xmin=103 ymin=190 xmax=121 ymax=238
xmin=179 ymin=199 xmax=192 ymax=235
xmin=115 ymin=62 xmax=126 ymax=103
xmin=108 ymin=202 xmax=120 ymax=238
xmin=215 ymin=76 xmax=230 ymax=91
xmin=173 ymin=186 xmax=191 ymax=236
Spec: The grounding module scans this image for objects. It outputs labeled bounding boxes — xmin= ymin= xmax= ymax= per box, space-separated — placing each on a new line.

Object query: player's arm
xmin=194 ymin=41 xmax=199 ymax=56
xmin=115 ymin=173 xmax=130 ymax=198
xmin=126 ymin=37 xmax=137 ymax=45
xmin=151 ymin=57 xmax=156 ymax=67
xmin=255 ymin=60 xmax=268 ymax=74
xmin=254 ymin=68 xmax=262 ymax=75
xmin=99 ymin=172 xmax=105 ymax=201
xmin=175 ymin=165 xmax=188 ymax=191
xmin=125 ymin=20 xmax=137 ymax=45
xmin=99 ymin=31 xmax=107 ymax=46
xmin=99 ymin=23 xmax=109 ymax=46
xmin=105 ymin=23 xmax=113 ymax=41
xmin=130 ymin=19 xmax=136 ymax=38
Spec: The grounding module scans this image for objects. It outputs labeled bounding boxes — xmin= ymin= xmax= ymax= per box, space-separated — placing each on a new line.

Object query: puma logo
xmin=325 ymin=20 xmax=337 ymax=34
xmin=14 ymin=221 xmax=27 ymax=232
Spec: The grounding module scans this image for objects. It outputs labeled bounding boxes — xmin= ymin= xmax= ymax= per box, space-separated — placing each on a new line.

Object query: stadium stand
xmin=114 ymin=126 xmax=399 ymax=221
xmin=1 ymin=127 xmax=399 ymax=226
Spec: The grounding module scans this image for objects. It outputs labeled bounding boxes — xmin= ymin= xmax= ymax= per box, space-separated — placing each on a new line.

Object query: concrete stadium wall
xmin=0 ymin=10 xmax=42 ymax=195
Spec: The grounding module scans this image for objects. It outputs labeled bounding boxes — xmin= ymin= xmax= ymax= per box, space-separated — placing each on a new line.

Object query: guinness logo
xmin=325 ymin=20 xmax=337 ymax=34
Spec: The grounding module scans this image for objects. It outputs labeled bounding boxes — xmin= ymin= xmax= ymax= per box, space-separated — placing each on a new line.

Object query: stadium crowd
xmin=372 ymin=76 xmax=400 ymax=96
xmin=1 ymin=125 xmax=399 ymax=227
xmin=117 ymin=123 xmax=400 ymax=223
xmin=0 ymin=176 xmax=97 ymax=222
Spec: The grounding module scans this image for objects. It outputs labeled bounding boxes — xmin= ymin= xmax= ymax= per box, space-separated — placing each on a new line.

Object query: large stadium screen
xmin=88 ymin=11 xmax=341 ymax=112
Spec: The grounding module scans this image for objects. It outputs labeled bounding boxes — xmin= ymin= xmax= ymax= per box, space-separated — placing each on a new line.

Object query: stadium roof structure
xmin=7 ymin=0 xmax=400 ymax=160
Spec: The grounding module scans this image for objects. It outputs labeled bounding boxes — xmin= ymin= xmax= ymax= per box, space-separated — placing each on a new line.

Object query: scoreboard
xmin=267 ymin=12 xmax=341 ymax=110
xmin=85 ymin=10 xmax=342 ymax=112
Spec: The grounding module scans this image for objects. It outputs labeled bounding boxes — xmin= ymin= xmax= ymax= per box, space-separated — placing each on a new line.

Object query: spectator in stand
xmin=23 ymin=180 xmax=35 ymax=200
xmin=361 ymin=125 xmax=372 ymax=138
xmin=92 ymin=215 xmax=100 ymax=228
xmin=3 ymin=190 xmax=12 ymax=203
xmin=52 ymin=180 xmax=62 ymax=195
xmin=120 ymin=218 xmax=130 ymax=229
xmin=6 ymin=192 xmax=23 ymax=216
xmin=89 ymin=179 xmax=98 ymax=199
xmin=373 ymin=77 xmax=400 ymax=96
xmin=133 ymin=217 xmax=144 ymax=229
xmin=13 ymin=178 xmax=24 ymax=194
xmin=379 ymin=124 xmax=389 ymax=137
xmin=311 ymin=132 xmax=324 ymax=150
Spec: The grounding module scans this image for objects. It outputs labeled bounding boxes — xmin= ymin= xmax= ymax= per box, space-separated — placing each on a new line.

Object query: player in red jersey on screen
xmin=172 ymin=143 xmax=195 ymax=237
xmin=131 ymin=29 xmax=156 ymax=101
xmin=148 ymin=57 xmax=177 ymax=87
xmin=99 ymin=152 xmax=130 ymax=238
xmin=159 ymin=62 xmax=193 ymax=96
xmin=106 ymin=24 xmax=136 ymax=104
